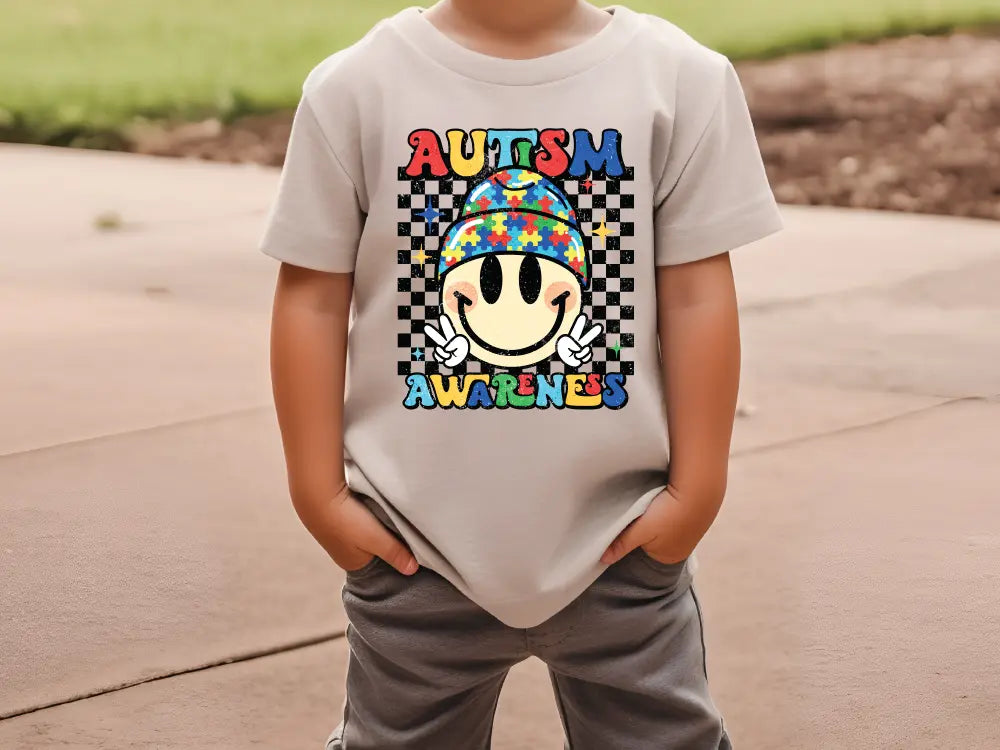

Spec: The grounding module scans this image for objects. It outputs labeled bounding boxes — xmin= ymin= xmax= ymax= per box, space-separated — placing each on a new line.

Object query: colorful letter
xmin=565 ymin=373 xmax=603 ymax=408
xmin=492 ymin=373 xmax=534 ymax=408
xmin=602 ymin=373 xmax=629 ymax=409
xmin=535 ymin=374 xmax=565 ymax=408
xmin=534 ymin=129 xmax=570 ymax=177
xmin=430 ymin=374 xmax=483 ymax=408
xmin=405 ymin=129 xmax=449 ymax=177
xmin=568 ymin=129 xmax=624 ymax=177
xmin=403 ymin=374 xmax=435 ymax=408
xmin=466 ymin=376 xmax=495 ymax=408
xmin=446 ymin=129 xmax=487 ymax=177
xmin=487 ymin=129 xmax=539 ymax=169
xmin=584 ymin=373 xmax=603 ymax=396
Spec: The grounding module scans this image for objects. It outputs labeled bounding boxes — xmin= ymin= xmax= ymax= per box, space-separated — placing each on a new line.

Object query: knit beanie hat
xmin=437 ymin=168 xmax=589 ymax=286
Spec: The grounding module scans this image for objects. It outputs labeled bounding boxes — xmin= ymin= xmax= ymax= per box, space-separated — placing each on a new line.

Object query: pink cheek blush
xmin=444 ymin=281 xmax=478 ymax=313
xmin=545 ymin=281 xmax=578 ymax=311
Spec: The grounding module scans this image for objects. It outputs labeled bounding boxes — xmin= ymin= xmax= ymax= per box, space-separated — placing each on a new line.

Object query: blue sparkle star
xmin=417 ymin=199 xmax=442 ymax=230
xmin=412 ymin=347 xmax=424 ymax=361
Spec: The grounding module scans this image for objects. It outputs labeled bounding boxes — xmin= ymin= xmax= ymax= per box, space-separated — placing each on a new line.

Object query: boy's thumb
xmin=600 ymin=518 xmax=645 ymax=565
xmin=375 ymin=534 xmax=420 ymax=575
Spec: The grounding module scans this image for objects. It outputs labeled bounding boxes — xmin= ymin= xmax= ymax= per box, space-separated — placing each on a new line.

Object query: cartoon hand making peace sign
xmin=423 ymin=314 xmax=471 ymax=368
xmin=556 ymin=313 xmax=603 ymax=368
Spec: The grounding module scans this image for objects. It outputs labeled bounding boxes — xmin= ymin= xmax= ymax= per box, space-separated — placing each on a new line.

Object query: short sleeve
xmin=653 ymin=61 xmax=783 ymax=266
xmin=257 ymin=94 xmax=365 ymax=273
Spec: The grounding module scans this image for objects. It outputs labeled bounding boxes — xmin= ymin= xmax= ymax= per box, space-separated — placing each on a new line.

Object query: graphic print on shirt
xmin=398 ymin=128 xmax=634 ymax=410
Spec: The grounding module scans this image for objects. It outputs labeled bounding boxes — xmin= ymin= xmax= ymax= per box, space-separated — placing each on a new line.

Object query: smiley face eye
xmin=519 ymin=255 xmax=541 ymax=304
xmin=480 ymin=255 xmax=503 ymax=304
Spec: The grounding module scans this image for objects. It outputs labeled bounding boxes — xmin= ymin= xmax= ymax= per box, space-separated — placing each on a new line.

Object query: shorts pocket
xmin=344 ymin=554 xmax=384 ymax=579
xmin=602 ymin=548 xmax=691 ymax=601
xmin=636 ymin=545 xmax=687 ymax=573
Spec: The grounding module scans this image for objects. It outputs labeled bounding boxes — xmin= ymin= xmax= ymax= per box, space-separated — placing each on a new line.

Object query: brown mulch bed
xmin=131 ymin=33 xmax=1000 ymax=221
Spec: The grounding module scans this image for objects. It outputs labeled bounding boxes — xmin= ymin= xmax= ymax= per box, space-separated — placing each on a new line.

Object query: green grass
xmin=2 ymin=0 xmax=999 ymax=146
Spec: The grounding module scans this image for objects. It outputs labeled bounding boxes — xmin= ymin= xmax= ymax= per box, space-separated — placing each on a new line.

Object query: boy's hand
xmin=599 ymin=254 xmax=740 ymax=567
xmin=599 ymin=485 xmax=715 ymax=566
xmin=300 ymin=485 xmax=420 ymax=576
xmin=269 ymin=265 xmax=419 ymax=577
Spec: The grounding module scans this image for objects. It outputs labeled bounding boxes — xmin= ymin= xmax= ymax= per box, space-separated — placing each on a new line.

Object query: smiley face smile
xmin=456 ymin=289 xmax=571 ymax=357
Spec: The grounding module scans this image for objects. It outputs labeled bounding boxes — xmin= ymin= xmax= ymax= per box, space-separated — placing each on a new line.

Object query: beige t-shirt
xmin=259 ymin=4 xmax=783 ymax=628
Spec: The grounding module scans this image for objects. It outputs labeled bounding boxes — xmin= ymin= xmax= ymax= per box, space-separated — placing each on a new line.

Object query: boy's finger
xmin=423 ymin=324 xmax=448 ymax=347
xmin=569 ymin=313 xmax=588 ymax=340
xmin=372 ymin=534 xmax=420 ymax=575
xmin=349 ymin=506 xmax=419 ymax=574
xmin=600 ymin=517 xmax=652 ymax=564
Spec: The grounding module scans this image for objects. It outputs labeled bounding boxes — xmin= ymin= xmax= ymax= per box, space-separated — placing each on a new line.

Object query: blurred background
xmin=1 ymin=2 xmax=999 ymax=748
xmin=4 ymin=0 xmax=1000 ymax=217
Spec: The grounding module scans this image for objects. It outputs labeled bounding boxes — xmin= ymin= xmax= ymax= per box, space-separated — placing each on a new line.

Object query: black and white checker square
xmin=397 ymin=166 xmax=635 ymax=378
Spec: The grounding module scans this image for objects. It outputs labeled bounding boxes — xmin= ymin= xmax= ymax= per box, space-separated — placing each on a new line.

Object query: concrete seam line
xmin=0 ymin=404 xmax=273 ymax=461
xmin=0 ymin=630 xmax=346 ymax=722
xmin=731 ymin=395 xmax=990 ymax=460
xmin=3 ymin=396 xmax=994 ymax=720
xmin=737 ymin=257 xmax=1000 ymax=314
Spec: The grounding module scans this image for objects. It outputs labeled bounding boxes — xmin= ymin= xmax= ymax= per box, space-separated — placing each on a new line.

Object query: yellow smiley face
xmin=440 ymin=254 xmax=583 ymax=368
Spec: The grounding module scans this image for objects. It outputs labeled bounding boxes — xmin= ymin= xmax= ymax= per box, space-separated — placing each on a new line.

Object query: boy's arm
xmin=270 ymin=262 xmax=418 ymax=574
xmin=601 ymin=251 xmax=740 ymax=564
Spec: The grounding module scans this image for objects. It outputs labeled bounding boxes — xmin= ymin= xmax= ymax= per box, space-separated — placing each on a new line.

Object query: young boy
xmin=260 ymin=1 xmax=783 ymax=747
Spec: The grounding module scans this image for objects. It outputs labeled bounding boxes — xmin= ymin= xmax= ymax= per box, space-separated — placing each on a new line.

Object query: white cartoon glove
xmin=556 ymin=313 xmax=603 ymax=368
xmin=424 ymin=314 xmax=470 ymax=368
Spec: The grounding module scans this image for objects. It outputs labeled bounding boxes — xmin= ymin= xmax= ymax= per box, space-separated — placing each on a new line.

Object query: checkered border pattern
xmin=396 ymin=165 xmax=636 ymax=377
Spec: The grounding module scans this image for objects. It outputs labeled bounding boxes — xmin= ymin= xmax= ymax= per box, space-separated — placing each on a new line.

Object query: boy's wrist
xmin=601 ymin=477 xmax=726 ymax=565
xmin=644 ymin=482 xmax=724 ymax=563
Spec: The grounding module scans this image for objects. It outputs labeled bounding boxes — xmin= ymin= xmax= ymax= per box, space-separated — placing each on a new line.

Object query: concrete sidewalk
xmin=1 ymin=144 xmax=998 ymax=749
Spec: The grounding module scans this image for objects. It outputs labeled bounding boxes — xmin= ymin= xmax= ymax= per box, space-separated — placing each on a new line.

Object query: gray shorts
xmin=328 ymin=500 xmax=731 ymax=750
